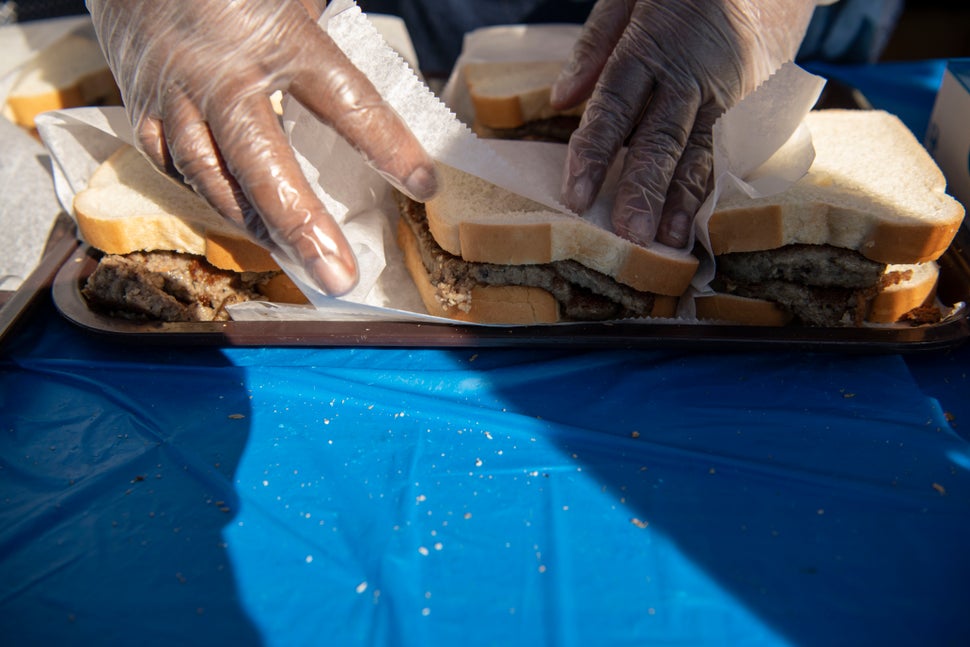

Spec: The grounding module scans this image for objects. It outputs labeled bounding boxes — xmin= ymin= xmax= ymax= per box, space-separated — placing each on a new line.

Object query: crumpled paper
xmin=35 ymin=2 xmax=825 ymax=325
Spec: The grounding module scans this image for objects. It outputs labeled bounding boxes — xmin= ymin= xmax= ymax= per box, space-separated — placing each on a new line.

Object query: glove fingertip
xmin=307 ymin=249 xmax=359 ymax=297
xmin=549 ymin=76 xmax=574 ymax=109
xmin=560 ymin=172 xmax=597 ymax=214
xmin=402 ymin=164 xmax=438 ymax=203
xmin=611 ymin=188 xmax=660 ymax=247
xmin=656 ymin=212 xmax=691 ymax=249
xmin=550 ymin=65 xmax=592 ymax=110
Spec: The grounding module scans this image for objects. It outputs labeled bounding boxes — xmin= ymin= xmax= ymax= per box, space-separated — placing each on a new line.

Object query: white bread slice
xmin=464 ymin=61 xmax=584 ymax=130
xmin=75 ymin=145 xmax=264 ymax=266
xmin=5 ymin=33 xmax=121 ymax=129
xmin=72 ymin=145 xmax=307 ymax=303
xmin=709 ymin=110 xmax=965 ymax=264
xmin=424 ymin=163 xmax=699 ymax=297
xmin=694 ymin=261 xmax=940 ymax=326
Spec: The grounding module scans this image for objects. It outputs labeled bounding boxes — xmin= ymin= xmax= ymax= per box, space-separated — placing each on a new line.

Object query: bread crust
xmin=470 ymin=93 xmax=529 ymax=131
xmin=257 ymin=272 xmax=308 ymax=305
xmin=616 ymin=245 xmax=699 ymax=297
xmin=867 ymin=263 xmax=938 ymax=323
xmin=709 ymin=204 xmax=962 ymax=264
xmin=708 ymin=205 xmax=786 ymax=255
xmin=458 ymin=221 xmax=553 ymax=264
xmin=650 ymin=295 xmax=679 ymax=319
xmin=204 ymin=233 xmax=280 ymax=273
xmin=74 ymin=145 xmax=287 ymax=275
xmin=75 ymin=206 xmax=209 ymax=256
xmin=694 ymin=293 xmax=794 ymax=326
xmin=865 ymin=222 xmax=963 ymax=265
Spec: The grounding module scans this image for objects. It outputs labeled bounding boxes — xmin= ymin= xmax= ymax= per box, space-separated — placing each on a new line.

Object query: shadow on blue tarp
xmin=0 ymin=315 xmax=263 ymax=646
xmin=3 ymin=304 xmax=970 ymax=646
xmin=470 ymin=347 xmax=970 ymax=646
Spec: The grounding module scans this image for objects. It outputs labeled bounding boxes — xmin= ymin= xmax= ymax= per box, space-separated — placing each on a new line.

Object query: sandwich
xmin=403 ymin=55 xmax=692 ymax=325
xmin=74 ymin=144 xmax=306 ymax=322
xmin=395 ymin=157 xmax=698 ymax=324
xmin=463 ymin=61 xmax=584 ymax=143
xmin=694 ymin=109 xmax=965 ymax=327
xmin=4 ymin=30 xmax=121 ymax=132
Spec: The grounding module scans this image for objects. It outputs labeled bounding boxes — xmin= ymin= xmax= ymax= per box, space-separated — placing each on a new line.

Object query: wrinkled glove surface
xmin=551 ymin=0 xmax=820 ymax=249
xmin=87 ymin=0 xmax=437 ymax=295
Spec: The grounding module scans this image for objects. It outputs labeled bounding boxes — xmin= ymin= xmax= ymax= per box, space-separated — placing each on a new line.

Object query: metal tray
xmin=50 ymin=235 xmax=970 ymax=352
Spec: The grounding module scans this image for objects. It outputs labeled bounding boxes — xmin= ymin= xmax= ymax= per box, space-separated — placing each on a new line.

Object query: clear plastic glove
xmin=550 ymin=0 xmax=820 ymax=249
xmin=86 ymin=0 xmax=437 ymax=295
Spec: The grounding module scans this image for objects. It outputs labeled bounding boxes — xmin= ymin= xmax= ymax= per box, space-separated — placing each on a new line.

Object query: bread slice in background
xmin=4 ymin=33 xmax=121 ymax=130
xmin=464 ymin=61 xmax=583 ymax=129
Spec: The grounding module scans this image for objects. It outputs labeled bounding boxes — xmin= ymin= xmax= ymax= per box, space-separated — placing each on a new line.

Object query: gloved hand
xmin=550 ymin=0 xmax=819 ymax=249
xmin=86 ymin=0 xmax=437 ymax=295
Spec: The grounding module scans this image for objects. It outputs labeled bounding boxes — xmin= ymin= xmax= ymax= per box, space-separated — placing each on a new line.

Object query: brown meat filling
xmin=714 ymin=245 xmax=907 ymax=326
xmin=83 ymin=251 xmax=276 ymax=322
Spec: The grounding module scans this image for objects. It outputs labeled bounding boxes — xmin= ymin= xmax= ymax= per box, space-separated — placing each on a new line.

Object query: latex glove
xmin=86 ymin=0 xmax=437 ymax=295
xmin=550 ymin=0 xmax=819 ymax=249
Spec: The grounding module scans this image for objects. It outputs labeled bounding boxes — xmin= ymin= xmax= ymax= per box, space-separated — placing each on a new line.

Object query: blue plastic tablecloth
xmin=2 ymin=62 xmax=970 ymax=647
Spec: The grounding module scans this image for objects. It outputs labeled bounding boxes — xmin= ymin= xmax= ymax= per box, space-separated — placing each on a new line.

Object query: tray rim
xmin=51 ymin=243 xmax=970 ymax=353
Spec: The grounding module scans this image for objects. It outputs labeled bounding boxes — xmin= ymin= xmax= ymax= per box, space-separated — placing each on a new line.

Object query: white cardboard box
xmin=925 ymin=59 xmax=970 ymax=211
